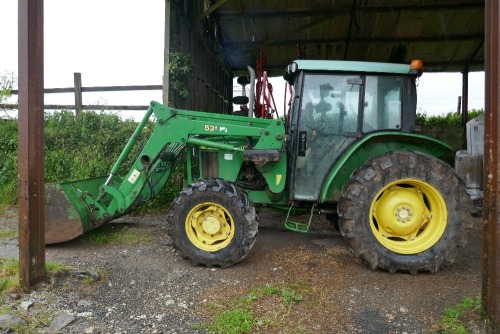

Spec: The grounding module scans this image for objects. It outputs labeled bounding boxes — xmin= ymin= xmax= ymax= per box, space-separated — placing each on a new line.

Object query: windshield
xmin=300 ymin=74 xmax=360 ymax=136
xmin=291 ymin=73 xmax=404 ymax=201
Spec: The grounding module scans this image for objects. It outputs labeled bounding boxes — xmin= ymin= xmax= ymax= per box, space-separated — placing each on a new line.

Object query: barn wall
xmin=166 ymin=0 xmax=232 ymax=114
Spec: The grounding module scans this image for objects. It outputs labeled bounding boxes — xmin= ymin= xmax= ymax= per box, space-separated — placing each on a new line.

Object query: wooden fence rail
xmin=0 ymin=72 xmax=163 ymax=114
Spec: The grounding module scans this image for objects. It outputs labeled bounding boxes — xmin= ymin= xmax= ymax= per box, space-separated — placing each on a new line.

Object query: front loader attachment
xmin=43 ymin=101 xmax=285 ymax=244
xmin=44 ymin=139 xmax=184 ymax=244
xmin=45 ymin=176 xmax=108 ymax=244
xmin=44 ymin=101 xmax=186 ymax=244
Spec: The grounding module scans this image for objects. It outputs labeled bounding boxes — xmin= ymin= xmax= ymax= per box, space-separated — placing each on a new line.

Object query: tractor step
xmin=284 ymin=203 xmax=315 ymax=233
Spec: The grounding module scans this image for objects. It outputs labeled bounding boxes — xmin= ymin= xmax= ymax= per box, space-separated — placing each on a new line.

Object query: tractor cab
xmin=283 ymin=60 xmax=423 ymax=202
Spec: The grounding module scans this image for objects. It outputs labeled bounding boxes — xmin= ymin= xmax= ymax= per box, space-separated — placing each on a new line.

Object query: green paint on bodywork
xmin=46 ymin=101 xmax=287 ymax=241
xmin=57 ymin=176 xmax=110 ymax=231
xmin=255 ymin=151 xmax=287 ymax=194
xmin=218 ymin=150 xmax=244 ymax=181
xmin=247 ymin=189 xmax=288 ymax=205
xmin=320 ymin=132 xmax=453 ymax=202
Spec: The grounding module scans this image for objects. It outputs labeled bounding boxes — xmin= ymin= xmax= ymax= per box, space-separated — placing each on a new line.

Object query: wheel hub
xmin=369 ymin=179 xmax=447 ymax=254
xmin=186 ymin=203 xmax=235 ymax=252
xmin=395 ymin=206 xmax=412 ymax=222
xmin=374 ymin=187 xmax=425 ymax=236
xmin=202 ymin=216 xmax=222 ymax=235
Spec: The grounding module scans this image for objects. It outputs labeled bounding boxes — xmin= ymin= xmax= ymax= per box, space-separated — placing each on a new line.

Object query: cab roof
xmin=291 ymin=59 xmax=413 ymax=75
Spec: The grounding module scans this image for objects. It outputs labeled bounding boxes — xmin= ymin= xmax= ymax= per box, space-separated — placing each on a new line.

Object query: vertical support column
xmin=461 ymin=67 xmax=469 ymax=121
xmin=163 ymin=0 xmax=171 ymax=106
xmin=74 ymin=72 xmax=82 ymax=116
xmin=483 ymin=0 xmax=500 ymax=332
xmin=461 ymin=67 xmax=469 ymax=150
xmin=18 ymin=0 xmax=45 ymax=290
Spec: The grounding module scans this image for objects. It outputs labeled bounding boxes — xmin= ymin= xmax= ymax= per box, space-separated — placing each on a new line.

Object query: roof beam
xmin=197 ymin=0 xmax=231 ymax=20
xmin=217 ymin=2 xmax=484 ymax=19
xmin=220 ymin=33 xmax=484 ymax=52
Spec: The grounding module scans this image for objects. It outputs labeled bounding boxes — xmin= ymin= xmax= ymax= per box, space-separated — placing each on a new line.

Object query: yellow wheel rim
xmin=370 ymin=178 xmax=447 ymax=254
xmin=185 ymin=202 xmax=235 ymax=252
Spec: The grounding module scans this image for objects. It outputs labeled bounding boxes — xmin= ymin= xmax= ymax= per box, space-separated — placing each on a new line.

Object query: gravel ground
xmin=0 ymin=207 xmax=485 ymax=333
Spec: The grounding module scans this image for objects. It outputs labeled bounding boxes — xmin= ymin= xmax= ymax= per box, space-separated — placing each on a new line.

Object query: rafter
xmin=216 ymin=2 xmax=484 ymax=19
xmin=220 ymin=34 xmax=484 ymax=52
xmin=197 ymin=0 xmax=232 ymax=20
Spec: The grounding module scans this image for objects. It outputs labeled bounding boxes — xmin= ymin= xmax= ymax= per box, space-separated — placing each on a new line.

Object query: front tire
xmin=338 ymin=151 xmax=471 ymax=274
xmin=167 ymin=178 xmax=258 ymax=268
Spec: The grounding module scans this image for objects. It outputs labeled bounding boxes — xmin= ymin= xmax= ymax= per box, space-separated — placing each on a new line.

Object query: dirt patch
xmin=0 ymin=208 xmax=486 ymax=333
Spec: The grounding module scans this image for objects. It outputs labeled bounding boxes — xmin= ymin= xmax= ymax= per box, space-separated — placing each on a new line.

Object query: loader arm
xmin=45 ymin=101 xmax=286 ymax=243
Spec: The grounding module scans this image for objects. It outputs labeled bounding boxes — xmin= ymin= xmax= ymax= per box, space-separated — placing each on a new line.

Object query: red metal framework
xmin=254 ymin=48 xmax=278 ymax=118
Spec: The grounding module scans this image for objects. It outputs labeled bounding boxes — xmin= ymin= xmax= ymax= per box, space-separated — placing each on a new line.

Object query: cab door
xmin=291 ymin=73 xmax=361 ymax=201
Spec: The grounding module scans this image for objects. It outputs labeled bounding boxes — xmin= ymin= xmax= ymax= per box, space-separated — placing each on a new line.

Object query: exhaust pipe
xmin=247 ymin=66 xmax=256 ymax=118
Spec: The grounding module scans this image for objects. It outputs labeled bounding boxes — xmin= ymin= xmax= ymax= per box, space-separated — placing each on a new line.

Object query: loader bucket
xmin=45 ymin=176 xmax=108 ymax=244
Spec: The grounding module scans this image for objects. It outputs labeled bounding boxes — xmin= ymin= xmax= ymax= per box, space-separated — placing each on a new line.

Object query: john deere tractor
xmin=45 ymin=59 xmax=471 ymax=274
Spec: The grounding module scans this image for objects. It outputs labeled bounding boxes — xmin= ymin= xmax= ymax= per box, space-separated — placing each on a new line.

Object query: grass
xmin=0 ymin=228 xmax=17 ymax=240
xmin=434 ymin=295 xmax=488 ymax=333
xmin=0 ymin=258 xmax=71 ymax=294
xmin=0 ymin=259 xmax=55 ymax=333
xmin=0 ymin=256 xmax=102 ymax=333
xmin=79 ymin=223 xmax=154 ymax=244
xmin=0 ymin=258 xmax=19 ymax=293
xmin=195 ymin=281 xmax=309 ymax=334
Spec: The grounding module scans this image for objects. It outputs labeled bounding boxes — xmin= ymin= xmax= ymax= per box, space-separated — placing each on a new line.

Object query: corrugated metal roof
xmin=197 ymin=0 xmax=484 ymax=76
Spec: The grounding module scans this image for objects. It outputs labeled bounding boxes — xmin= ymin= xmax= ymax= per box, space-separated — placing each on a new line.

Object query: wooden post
xmin=18 ymin=0 xmax=46 ymax=291
xmin=74 ymin=72 xmax=82 ymax=116
xmin=483 ymin=0 xmax=500 ymax=332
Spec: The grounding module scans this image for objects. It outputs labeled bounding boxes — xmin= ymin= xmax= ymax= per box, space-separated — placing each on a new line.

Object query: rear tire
xmin=167 ymin=178 xmax=258 ymax=268
xmin=338 ymin=151 xmax=471 ymax=274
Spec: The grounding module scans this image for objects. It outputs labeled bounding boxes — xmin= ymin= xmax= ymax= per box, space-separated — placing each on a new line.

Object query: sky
xmin=0 ymin=0 xmax=485 ymax=119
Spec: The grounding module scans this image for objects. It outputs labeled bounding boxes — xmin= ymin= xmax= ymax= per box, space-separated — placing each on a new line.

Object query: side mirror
xmin=232 ymin=96 xmax=249 ymax=105
xmin=237 ymin=76 xmax=251 ymax=85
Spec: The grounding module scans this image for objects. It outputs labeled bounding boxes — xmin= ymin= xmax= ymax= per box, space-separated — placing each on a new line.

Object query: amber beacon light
xmin=410 ymin=59 xmax=424 ymax=76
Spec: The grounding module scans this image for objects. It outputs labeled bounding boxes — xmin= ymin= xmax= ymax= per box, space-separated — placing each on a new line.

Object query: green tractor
xmin=45 ymin=59 xmax=471 ymax=274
